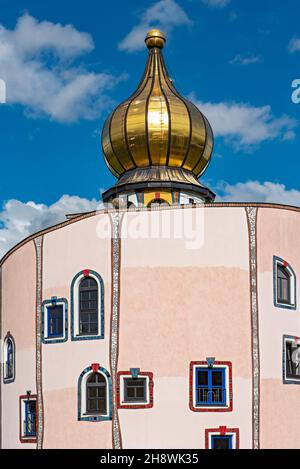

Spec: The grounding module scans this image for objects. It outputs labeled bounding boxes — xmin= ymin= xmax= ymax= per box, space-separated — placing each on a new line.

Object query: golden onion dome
xmin=102 ymin=29 xmax=213 ymax=180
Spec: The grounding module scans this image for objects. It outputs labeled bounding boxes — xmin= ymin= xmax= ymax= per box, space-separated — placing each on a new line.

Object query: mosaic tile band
xmin=34 ymin=236 xmax=44 ymax=450
xmin=245 ymin=207 xmax=260 ymax=449
xmin=110 ymin=213 xmax=122 ymax=449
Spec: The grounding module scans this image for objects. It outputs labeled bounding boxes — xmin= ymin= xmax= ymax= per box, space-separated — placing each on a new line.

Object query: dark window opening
xmin=147 ymin=198 xmax=169 ymax=208
xmin=196 ymin=368 xmax=226 ymax=406
xmin=47 ymin=305 xmax=64 ymax=338
xmin=5 ymin=338 xmax=14 ymax=380
xmin=24 ymin=400 xmax=36 ymax=437
xmin=86 ymin=373 xmax=107 ymax=415
xmin=124 ymin=377 xmax=147 ymax=402
xmin=286 ymin=341 xmax=300 ymax=380
xmin=79 ymin=277 xmax=98 ymax=335
xmin=277 ymin=264 xmax=291 ymax=304
xmin=211 ymin=435 xmax=232 ymax=449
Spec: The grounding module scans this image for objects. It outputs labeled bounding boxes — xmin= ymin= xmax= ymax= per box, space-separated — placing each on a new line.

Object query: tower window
xmin=277 ymin=265 xmax=291 ymax=304
xmin=205 ymin=427 xmax=239 ymax=449
xmin=71 ymin=270 xmax=104 ymax=341
xmin=117 ymin=370 xmax=154 ymax=409
xmin=190 ymin=361 xmax=233 ymax=412
xmin=86 ymin=372 xmax=107 ymax=415
xmin=42 ymin=298 xmax=68 ymax=344
xmin=20 ymin=394 xmax=37 ymax=443
xmin=3 ymin=334 xmax=15 ymax=383
xmin=274 ymin=257 xmax=296 ymax=309
xmin=283 ymin=335 xmax=300 ymax=383
xmin=195 ymin=368 xmax=226 ymax=406
xmin=124 ymin=378 xmax=147 ymax=402
xmin=79 ymin=277 xmax=98 ymax=335
xmin=147 ymin=198 xmax=169 ymax=208
xmin=78 ymin=365 xmax=112 ymax=421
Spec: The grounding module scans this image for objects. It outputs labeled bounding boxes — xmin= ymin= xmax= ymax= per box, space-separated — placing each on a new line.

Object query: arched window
xmin=71 ymin=270 xmax=104 ymax=341
xmin=79 ymin=277 xmax=98 ymax=335
xmin=3 ymin=334 xmax=15 ymax=383
xmin=147 ymin=198 xmax=169 ymax=208
xmin=86 ymin=372 xmax=107 ymax=415
xmin=274 ymin=257 xmax=296 ymax=309
xmin=78 ymin=365 xmax=112 ymax=421
xmin=277 ymin=265 xmax=291 ymax=304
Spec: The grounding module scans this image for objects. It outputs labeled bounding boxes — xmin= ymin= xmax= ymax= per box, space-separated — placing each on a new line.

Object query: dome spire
xmin=101 ymin=30 xmax=215 ymax=207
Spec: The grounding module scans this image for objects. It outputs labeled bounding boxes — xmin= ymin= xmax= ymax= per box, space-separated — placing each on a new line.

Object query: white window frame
xmin=80 ymin=369 xmax=110 ymax=419
xmin=3 ymin=335 xmax=15 ymax=383
xmin=192 ymin=363 xmax=231 ymax=411
xmin=72 ymin=272 xmax=103 ymax=340
xmin=283 ymin=335 xmax=300 ymax=384
xmin=42 ymin=299 xmax=67 ymax=343
xmin=274 ymin=257 xmax=296 ymax=309
xmin=119 ymin=374 xmax=150 ymax=406
xmin=207 ymin=430 xmax=238 ymax=449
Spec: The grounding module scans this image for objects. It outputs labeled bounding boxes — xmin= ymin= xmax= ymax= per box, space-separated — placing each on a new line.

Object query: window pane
xmin=197 ymin=370 xmax=208 ymax=386
xmin=212 ymin=371 xmax=223 ymax=387
xmin=212 ymin=436 xmax=231 ymax=449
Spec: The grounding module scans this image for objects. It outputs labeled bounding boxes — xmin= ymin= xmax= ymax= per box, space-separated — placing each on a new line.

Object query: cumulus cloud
xmin=191 ymin=97 xmax=297 ymax=149
xmin=229 ymin=53 xmax=263 ymax=65
xmin=0 ymin=14 xmax=124 ymax=122
xmin=288 ymin=37 xmax=300 ymax=53
xmin=118 ymin=0 xmax=192 ymax=53
xmin=201 ymin=0 xmax=231 ymax=8
xmin=0 ymin=195 xmax=101 ymax=258
xmin=216 ymin=181 xmax=300 ymax=206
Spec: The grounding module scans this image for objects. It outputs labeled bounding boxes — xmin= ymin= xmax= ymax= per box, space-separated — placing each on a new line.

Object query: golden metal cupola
xmin=101 ymin=29 xmax=215 ymax=207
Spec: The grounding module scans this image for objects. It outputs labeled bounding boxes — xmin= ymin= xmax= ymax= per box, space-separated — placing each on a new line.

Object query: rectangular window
xmin=211 ymin=435 xmax=232 ymax=449
xmin=20 ymin=395 xmax=37 ymax=443
xmin=196 ymin=368 xmax=226 ymax=406
xmin=284 ymin=338 xmax=300 ymax=381
xmin=24 ymin=400 xmax=37 ymax=437
xmin=124 ymin=378 xmax=147 ymax=402
xmin=47 ymin=305 xmax=63 ymax=338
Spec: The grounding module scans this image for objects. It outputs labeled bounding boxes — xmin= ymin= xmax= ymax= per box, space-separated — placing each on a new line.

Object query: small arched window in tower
xmin=274 ymin=256 xmax=296 ymax=309
xmin=147 ymin=198 xmax=169 ymax=208
xmin=277 ymin=265 xmax=291 ymax=304
xmin=3 ymin=334 xmax=15 ymax=383
xmin=79 ymin=277 xmax=98 ymax=336
xmin=86 ymin=372 xmax=107 ymax=415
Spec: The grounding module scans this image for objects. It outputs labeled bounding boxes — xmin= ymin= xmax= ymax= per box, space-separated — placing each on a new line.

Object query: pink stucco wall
xmin=42 ymin=213 xmax=112 ymax=449
xmin=118 ymin=207 xmax=253 ymax=448
xmin=1 ymin=241 xmax=36 ymax=449
xmin=257 ymin=208 xmax=300 ymax=449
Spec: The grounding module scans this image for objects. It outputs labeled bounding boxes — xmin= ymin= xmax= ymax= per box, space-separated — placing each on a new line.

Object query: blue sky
xmin=0 ymin=0 xmax=300 ymax=255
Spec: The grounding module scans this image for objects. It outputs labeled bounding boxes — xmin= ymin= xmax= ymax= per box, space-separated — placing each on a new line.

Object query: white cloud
xmin=0 ymin=14 xmax=124 ymax=122
xmin=0 ymin=195 xmax=101 ymax=258
xmin=288 ymin=37 xmax=300 ymax=53
xmin=191 ymin=97 xmax=297 ymax=149
xmin=216 ymin=180 xmax=300 ymax=206
xmin=201 ymin=0 xmax=230 ymax=8
xmin=229 ymin=53 xmax=263 ymax=65
xmin=118 ymin=0 xmax=192 ymax=53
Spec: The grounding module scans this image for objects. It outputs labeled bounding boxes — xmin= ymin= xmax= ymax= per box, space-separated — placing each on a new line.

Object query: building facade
xmin=1 ymin=30 xmax=300 ymax=450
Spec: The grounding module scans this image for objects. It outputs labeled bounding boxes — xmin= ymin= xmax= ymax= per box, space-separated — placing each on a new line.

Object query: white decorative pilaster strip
xmin=110 ymin=212 xmax=122 ymax=449
xmin=0 ymin=266 xmax=2 ymax=449
xmin=245 ymin=207 xmax=260 ymax=449
xmin=34 ymin=236 xmax=44 ymax=450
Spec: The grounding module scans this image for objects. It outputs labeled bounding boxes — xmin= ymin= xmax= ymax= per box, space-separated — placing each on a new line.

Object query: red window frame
xmin=205 ymin=426 xmax=240 ymax=449
xmin=189 ymin=361 xmax=233 ymax=412
xmin=117 ymin=371 xmax=154 ymax=409
xmin=19 ymin=394 xmax=38 ymax=444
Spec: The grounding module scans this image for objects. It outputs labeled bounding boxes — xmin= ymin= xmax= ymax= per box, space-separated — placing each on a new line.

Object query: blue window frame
xmin=195 ymin=367 xmax=226 ymax=406
xmin=47 ymin=304 xmax=64 ymax=338
xmin=24 ymin=400 xmax=36 ymax=437
xmin=211 ymin=435 xmax=232 ymax=449
xmin=6 ymin=339 xmax=14 ymax=379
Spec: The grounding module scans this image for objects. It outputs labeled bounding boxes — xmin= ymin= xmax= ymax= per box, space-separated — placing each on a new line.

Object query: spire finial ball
xmin=145 ymin=29 xmax=166 ymax=49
